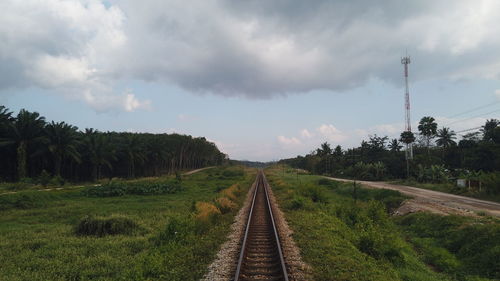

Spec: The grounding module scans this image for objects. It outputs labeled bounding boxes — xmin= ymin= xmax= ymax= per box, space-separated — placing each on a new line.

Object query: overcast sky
xmin=2 ymin=0 xmax=500 ymax=161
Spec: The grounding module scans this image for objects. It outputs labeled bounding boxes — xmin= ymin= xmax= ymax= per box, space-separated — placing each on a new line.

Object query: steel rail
xmin=233 ymin=170 xmax=289 ymax=281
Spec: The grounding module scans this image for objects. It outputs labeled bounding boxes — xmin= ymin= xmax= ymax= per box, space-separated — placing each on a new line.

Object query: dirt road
xmin=326 ymin=177 xmax=500 ymax=217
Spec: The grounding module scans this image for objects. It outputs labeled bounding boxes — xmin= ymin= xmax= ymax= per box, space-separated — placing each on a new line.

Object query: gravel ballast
xmin=201 ymin=172 xmax=310 ymax=281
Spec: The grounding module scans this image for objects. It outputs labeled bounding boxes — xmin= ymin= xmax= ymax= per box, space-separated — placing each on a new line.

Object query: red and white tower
xmin=401 ymin=56 xmax=413 ymax=159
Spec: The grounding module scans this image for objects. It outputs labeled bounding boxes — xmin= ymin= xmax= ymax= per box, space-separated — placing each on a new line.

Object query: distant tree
xmin=400 ymin=131 xmax=415 ymax=145
xmin=388 ymin=139 xmax=402 ymax=152
xmin=333 ymin=145 xmax=342 ymax=157
xmin=316 ymin=142 xmax=332 ymax=157
xmin=82 ymin=129 xmax=116 ymax=181
xmin=482 ymin=119 xmax=499 ymax=142
xmin=122 ymin=134 xmax=146 ymax=178
xmin=0 ymin=106 xmax=13 ymax=131
xmin=45 ymin=121 xmax=81 ymax=176
xmin=368 ymin=135 xmax=388 ymax=150
xmin=418 ymin=116 xmax=438 ymax=154
xmin=436 ymin=127 xmax=457 ymax=148
xmin=0 ymin=109 xmax=47 ymax=179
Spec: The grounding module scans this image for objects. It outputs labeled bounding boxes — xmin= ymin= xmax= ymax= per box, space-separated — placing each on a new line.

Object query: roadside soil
xmin=326 ymin=177 xmax=500 ymax=217
xmin=182 ymin=166 xmax=214 ymax=176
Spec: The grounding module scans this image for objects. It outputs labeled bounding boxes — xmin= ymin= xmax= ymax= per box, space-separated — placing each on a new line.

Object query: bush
xmin=37 ymin=170 xmax=51 ymax=187
xmin=0 ymin=192 xmax=53 ymax=210
xmin=288 ymin=195 xmax=306 ymax=210
xmin=4 ymin=182 xmax=31 ymax=191
xmin=480 ymin=172 xmax=500 ymax=194
xmin=157 ymin=216 xmax=195 ymax=244
xmin=85 ymin=182 xmax=126 ymax=197
xmin=84 ymin=180 xmax=183 ymax=197
xmin=317 ymin=178 xmax=339 ymax=189
xmin=49 ymin=175 xmax=65 ymax=186
xmin=215 ymin=197 xmax=237 ymax=214
xmin=220 ymin=169 xmax=244 ymax=179
xmin=219 ymin=184 xmax=240 ymax=201
xmin=301 ymin=185 xmax=328 ymax=203
xmin=75 ymin=215 xmax=140 ymax=237
xmin=195 ymin=202 xmax=221 ymax=223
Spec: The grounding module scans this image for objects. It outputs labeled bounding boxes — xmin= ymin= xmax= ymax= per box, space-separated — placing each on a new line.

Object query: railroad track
xmin=234 ymin=171 xmax=289 ymax=281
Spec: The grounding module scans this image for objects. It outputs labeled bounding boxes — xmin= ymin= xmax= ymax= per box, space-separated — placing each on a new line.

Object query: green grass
xmin=266 ymin=166 xmax=499 ymax=281
xmin=0 ymin=165 xmax=256 ymax=281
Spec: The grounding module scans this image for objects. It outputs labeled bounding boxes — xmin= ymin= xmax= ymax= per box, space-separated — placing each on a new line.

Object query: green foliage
xmin=37 ymin=170 xmax=51 ymax=187
xmin=301 ymin=185 xmax=328 ymax=203
xmin=0 ymin=191 xmax=55 ymax=210
xmin=49 ymin=175 xmax=65 ymax=186
xmin=396 ymin=213 xmax=500 ymax=279
xmin=287 ymin=195 xmax=307 ymax=210
xmin=267 ymin=168 xmax=448 ymax=281
xmin=157 ymin=216 xmax=195 ymax=244
xmin=75 ymin=215 xmax=140 ymax=237
xmin=480 ymin=172 xmax=500 ymax=194
xmin=84 ymin=180 xmax=183 ymax=197
xmin=317 ymin=178 xmax=339 ymax=188
xmin=0 ymin=166 xmax=254 ymax=281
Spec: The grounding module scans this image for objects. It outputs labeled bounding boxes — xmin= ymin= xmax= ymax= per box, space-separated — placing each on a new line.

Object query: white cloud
xmin=3 ymin=0 xmax=500 ymax=106
xmin=300 ymin=129 xmax=313 ymax=138
xmin=317 ymin=124 xmax=348 ymax=142
xmin=177 ymin=114 xmax=198 ymax=122
xmin=495 ymin=89 xmax=500 ymax=99
xmin=277 ymin=135 xmax=301 ymax=146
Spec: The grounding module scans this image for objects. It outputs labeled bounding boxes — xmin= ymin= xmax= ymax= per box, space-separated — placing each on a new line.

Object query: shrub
xmin=84 ymin=180 xmax=183 ymax=197
xmin=302 ymin=185 xmax=328 ymax=203
xmin=157 ymin=216 xmax=195 ymax=243
xmin=0 ymin=192 xmax=54 ymax=210
xmin=317 ymin=178 xmax=339 ymax=189
xmin=5 ymin=182 xmax=31 ymax=191
xmin=37 ymin=170 xmax=51 ymax=187
xmin=195 ymin=202 xmax=221 ymax=223
xmin=215 ymin=197 xmax=237 ymax=214
xmin=221 ymin=169 xmax=244 ymax=178
xmin=288 ymin=195 xmax=306 ymax=210
xmin=219 ymin=184 xmax=240 ymax=201
xmin=49 ymin=175 xmax=65 ymax=186
xmin=75 ymin=215 xmax=140 ymax=237
xmin=85 ymin=182 xmax=126 ymax=197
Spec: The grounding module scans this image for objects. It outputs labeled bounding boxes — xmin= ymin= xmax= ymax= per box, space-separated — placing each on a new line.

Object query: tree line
xmin=0 ymin=105 xmax=227 ymax=182
xmin=280 ymin=117 xmax=500 ymax=193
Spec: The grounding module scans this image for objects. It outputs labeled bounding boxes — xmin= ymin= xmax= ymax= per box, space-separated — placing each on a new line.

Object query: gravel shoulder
xmin=326 ymin=177 xmax=500 ymax=217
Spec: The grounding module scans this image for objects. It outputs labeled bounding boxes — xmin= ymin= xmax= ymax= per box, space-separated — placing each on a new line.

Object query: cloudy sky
xmin=2 ymin=0 xmax=500 ymax=161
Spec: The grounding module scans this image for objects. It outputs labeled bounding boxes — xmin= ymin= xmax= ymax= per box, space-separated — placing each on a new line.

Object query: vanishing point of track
xmin=234 ymin=171 xmax=289 ymax=281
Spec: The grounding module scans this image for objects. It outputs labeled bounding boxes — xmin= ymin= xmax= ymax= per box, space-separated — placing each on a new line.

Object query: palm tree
xmin=436 ymin=127 xmax=456 ymax=148
xmin=0 ymin=106 xmax=13 ymax=131
xmin=82 ymin=129 xmax=116 ymax=181
xmin=0 ymin=109 xmax=47 ymax=179
xmin=388 ymin=138 xmax=402 ymax=152
xmin=121 ymin=134 xmax=145 ymax=178
xmin=418 ymin=116 xmax=437 ymax=154
xmin=45 ymin=121 xmax=81 ymax=176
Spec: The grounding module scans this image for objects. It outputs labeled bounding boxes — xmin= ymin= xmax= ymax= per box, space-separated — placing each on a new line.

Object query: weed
xmin=75 ymin=215 xmax=140 ymax=237
xmin=215 ymin=197 xmax=237 ymax=214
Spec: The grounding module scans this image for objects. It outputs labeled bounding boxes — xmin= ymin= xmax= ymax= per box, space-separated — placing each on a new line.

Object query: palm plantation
xmin=0 ymin=106 xmax=226 ymax=182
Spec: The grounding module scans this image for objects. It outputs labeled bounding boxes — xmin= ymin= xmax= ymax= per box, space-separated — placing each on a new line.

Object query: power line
xmin=446 ymin=100 xmax=500 ymax=119
xmin=443 ymin=108 xmax=500 ymax=127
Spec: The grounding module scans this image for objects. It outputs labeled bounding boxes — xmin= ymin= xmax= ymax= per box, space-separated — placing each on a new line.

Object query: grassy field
xmin=0 ymin=166 xmax=256 ymax=281
xmin=266 ymin=166 xmax=499 ymax=281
